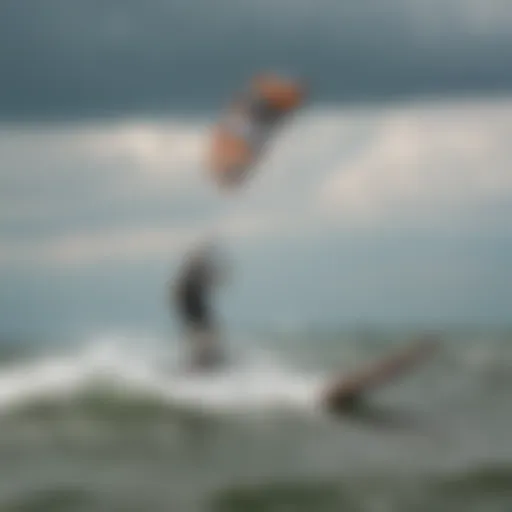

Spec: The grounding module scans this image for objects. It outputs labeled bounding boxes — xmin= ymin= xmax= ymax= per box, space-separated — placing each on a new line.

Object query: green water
xmin=0 ymin=331 xmax=510 ymax=511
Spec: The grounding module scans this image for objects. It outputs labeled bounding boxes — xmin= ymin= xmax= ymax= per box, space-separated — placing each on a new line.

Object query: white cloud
xmin=317 ymin=98 xmax=512 ymax=229
xmin=0 ymin=210 xmax=286 ymax=268
xmin=0 ymin=227 xmax=195 ymax=267
xmin=0 ymin=118 xmax=211 ymax=225
xmin=2 ymin=97 xmax=512 ymax=268
xmin=0 ymin=114 xmax=302 ymax=267
xmin=86 ymin=120 xmax=207 ymax=175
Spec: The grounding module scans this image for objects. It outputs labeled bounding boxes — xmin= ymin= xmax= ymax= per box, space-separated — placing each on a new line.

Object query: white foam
xmin=0 ymin=333 xmax=326 ymax=415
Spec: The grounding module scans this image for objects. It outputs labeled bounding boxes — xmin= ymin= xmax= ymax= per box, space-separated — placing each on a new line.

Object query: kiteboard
xmin=321 ymin=335 xmax=439 ymax=412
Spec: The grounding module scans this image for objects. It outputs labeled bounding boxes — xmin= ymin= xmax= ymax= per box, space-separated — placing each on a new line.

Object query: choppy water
xmin=0 ymin=330 xmax=511 ymax=511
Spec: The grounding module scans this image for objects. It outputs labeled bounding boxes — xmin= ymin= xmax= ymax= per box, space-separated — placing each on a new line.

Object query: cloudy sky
xmin=1 ymin=0 xmax=511 ymax=337
xmin=1 ymin=0 xmax=512 ymax=119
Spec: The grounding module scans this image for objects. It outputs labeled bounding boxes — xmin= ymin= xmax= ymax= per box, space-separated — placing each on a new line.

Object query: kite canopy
xmin=208 ymin=72 xmax=306 ymax=188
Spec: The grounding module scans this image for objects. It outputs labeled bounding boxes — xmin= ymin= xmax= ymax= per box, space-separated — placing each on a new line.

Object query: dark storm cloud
xmin=1 ymin=0 xmax=511 ymax=120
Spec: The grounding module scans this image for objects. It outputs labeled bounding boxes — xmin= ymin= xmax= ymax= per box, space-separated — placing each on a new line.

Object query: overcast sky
xmin=0 ymin=1 xmax=511 ymax=338
xmin=1 ymin=0 xmax=512 ymax=119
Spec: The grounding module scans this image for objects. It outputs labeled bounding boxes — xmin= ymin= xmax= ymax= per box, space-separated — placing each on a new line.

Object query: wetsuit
xmin=175 ymin=255 xmax=213 ymax=326
xmin=173 ymin=251 xmax=223 ymax=369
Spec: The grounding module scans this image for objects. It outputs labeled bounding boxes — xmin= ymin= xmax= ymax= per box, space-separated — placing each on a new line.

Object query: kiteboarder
xmin=168 ymin=69 xmax=439 ymax=413
xmin=171 ymin=242 xmax=227 ymax=371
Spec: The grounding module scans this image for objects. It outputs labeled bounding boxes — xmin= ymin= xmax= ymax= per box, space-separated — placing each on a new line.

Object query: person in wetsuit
xmin=172 ymin=243 xmax=225 ymax=370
